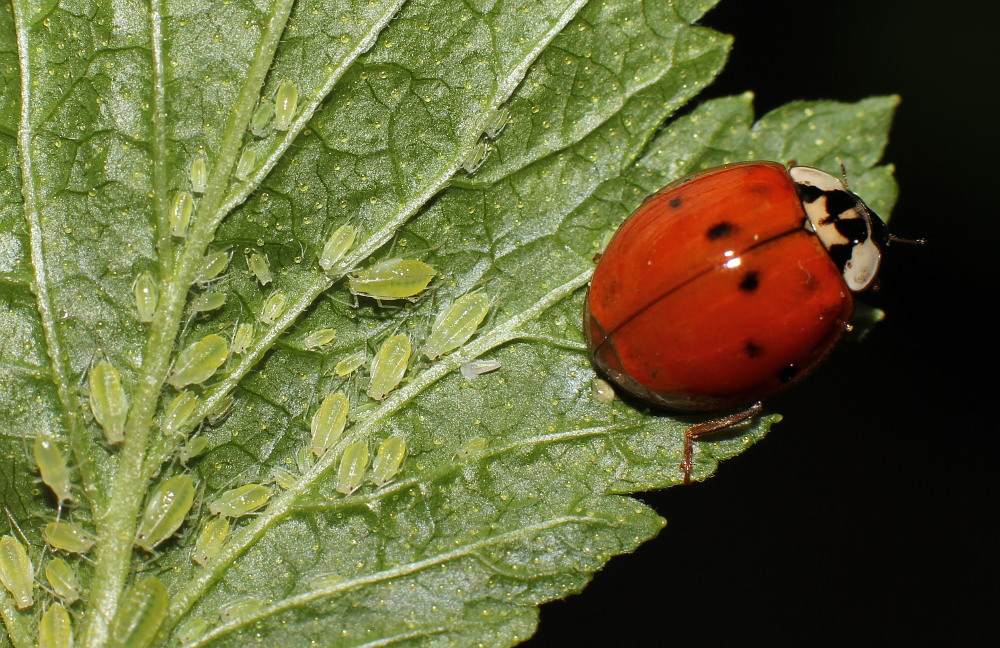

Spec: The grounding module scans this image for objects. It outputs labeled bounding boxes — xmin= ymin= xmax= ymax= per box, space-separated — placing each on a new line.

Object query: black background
xmin=526 ymin=1 xmax=996 ymax=646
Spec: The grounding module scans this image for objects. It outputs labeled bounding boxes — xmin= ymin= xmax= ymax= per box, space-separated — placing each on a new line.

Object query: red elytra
xmin=585 ymin=161 xmax=887 ymax=482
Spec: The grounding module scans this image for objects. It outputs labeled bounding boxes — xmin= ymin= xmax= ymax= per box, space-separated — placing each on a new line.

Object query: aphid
xmin=44 ymin=521 xmax=96 ymax=555
xmin=483 ymin=106 xmax=510 ymax=139
xmin=206 ymin=395 xmax=235 ymax=426
xmin=295 ymin=446 xmax=314 ymax=474
xmin=422 ymin=293 xmax=489 ymax=360
xmin=311 ymin=393 xmax=349 ymax=458
xmin=39 ymin=602 xmax=73 ymax=648
xmin=89 ymin=360 xmax=129 ymax=444
xmin=348 ymin=259 xmax=435 ymax=302
xmin=273 ymin=80 xmax=299 ymax=131
xmin=460 ymin=359 xmax=501 ymax=380
xmin=34 ymin=432 xmax=72 ymax=502
xmin=370 ymin=437 xmax=406 ymax=487
xmin=175 ymin=617 xmax=210 ymax=646
xmin=167 ymin=334 xmax=228 ymax=389
xmin=162 ymin=391 xmax=198 ymax=437
xmin=367 ymin=334 xmax=411 ymax=400
xmin=454 ymin=437 xmax=487 ymax=461
xmin=335 ymin=441 xmax=369 ymax=495
xmin=190 ymin=155 xmax=209 ymax=194
xmin=231 ymin=323 xmax=255 ymax=355
xmin=108 ymin=576 xmax=168 ymax=648
xmin=260 ymin=291 xmax=286 ymax=325
xmin=208 ymin=484 xmax=271 ymax=517
xmin=135 ymin=475 xmax=195 ymax=552
xmin=0 ymin=534 xmax=33 ymax=609
xmin=303 ymin=328 xmax=336 ymax=350
xmin=269 ymin=467 xmax=298 ymax=490
xmin=196 ymin=250 xmax=231 ymax=285
xmin=178 ymin=437 xmax=209 ymax=463
xmin=591 ymin=377 xmax=615 ymax=404
xmin=235 ymin=148 xmax=256 ymax=181
xmin=318 ymin=224 xmax=357 ymax=272
xmin=247 ymin=251 xmax=272 ymax=286
xmin=249 ymin=99 xmax=273 ymax=137
xmin=219 ymin=597 xmax=263 ymax=623
xmin=190 ymin=292 xmax=227 ymax=313
xmin=134 ymin=271 xmax=158 ymax=323
xmin=461 ymin=139 xmax=490 ymax=174
xmin=334 ymin=350 xmax=365 ymax=376
xmin=44 ymin=558 xmax=81 ymax=605
xmin=192 ymin=516 xmax=229 ymax=566
xmin=169 ymin=190 xmax=195 ymax=238
xmin=305 ymin=572 xmax=343 ymax=590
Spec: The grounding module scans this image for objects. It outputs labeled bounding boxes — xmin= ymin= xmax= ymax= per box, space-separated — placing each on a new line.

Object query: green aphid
xmin=269 ymin=467 xmax=298 ymax=490
xmin=260 ymin=291 xmax=286 ymax=325
xmin=273 ymin=80 xmax=298 ymax=131
xmin=219 ymin=597 xmax=263 ymax=624
xmin=0 ymin=534 xmax=33 ymax=609
xmin=89 ymin=360 xmax=128 ymax=445
xmin=34 ymin=432 xmax=72 ymax=502
xmin=336 ymin=441 xmax=369 ymax=496
xmin=190 ymin=292 xmax=227 ymax=313
xmin=249 ymin=99 xmax=273 ymax=137
xmin=422 ymin=293 xmax=490 ymax=360
xmin=303 ymin=328 xmax=336 ymax=350
xmin=175 ymin=618 xmax=210 ymax=646
xmin=454 ymin=437 xmax=487 ymax=461
xmin=370 ymin=437 xmax=406 ymax=487
xmin=311 ymin=393 xmax=349 ymax=458
xmin=367 ymin=334 xmax=411 ymax=401
xmin=461 ymin=139 xmax=490 ymax=174
xmin=348 ymin=259 xmax=435 ymax=301
xmin=39 ymin=602 xmax=73 ymax=648
xmin=483 ymin=106 xmax=511 ymax=139
xmin=44 ymin=558 xmax=81 ymax=605
xmin=192 ymin=516 xmax=229 ymax=566
xmin=190 ymin=154 xmax=209 ymax=194
xmin=44 ymin=521 xmax=95 ymax=555
xmin=108 ymin=576 xmax=168 ymax=648
xmin=231 ymin=322 xmax=255 ymax=355
xmin=162 ymin=391 xmax=198 ymax=437
xmin=208 ymin=484 xmax=271 ymax=517
xmin=334 ymin=350 xmax=365 ymax=376
xmin=178 ymin=437 xmax=209 ymax=463
xmin=169 ymin=190 xmax=194 ymax=237
xmin=235 ymin=147 xmax=256 ymax=181
xmin=135 ymin=475 xmax=195 ymax=552
xmin=247 ymin=251 xmax=272 ymax=286
xmin=134 ymin=271 xmax=158 ymax=323
xmin=206 ymin=395 xmax=235 ymax=426
xmin=319 ymin=224 xmax=356 ymax=272
xmin=196 ymin=250 xmax=230 ymax=285
xmin=167 ymin=334 xmax=228 ymax=389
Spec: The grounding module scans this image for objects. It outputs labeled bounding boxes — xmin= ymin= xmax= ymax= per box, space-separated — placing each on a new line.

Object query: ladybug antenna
xmin=888 ymin=234 xmax=927 ymax=246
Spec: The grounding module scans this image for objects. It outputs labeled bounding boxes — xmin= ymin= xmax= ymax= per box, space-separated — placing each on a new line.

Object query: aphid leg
xmin=680 ymin=401 xmax=763 ymax=485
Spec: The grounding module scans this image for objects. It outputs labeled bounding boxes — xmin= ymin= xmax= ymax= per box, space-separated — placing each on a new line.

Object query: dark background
xmin=526 ymin=1 xmax=996 ymax=645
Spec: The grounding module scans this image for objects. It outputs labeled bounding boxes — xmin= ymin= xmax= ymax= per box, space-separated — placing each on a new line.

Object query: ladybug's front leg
xmin=681 ymin=402 xmax=764 ymax=485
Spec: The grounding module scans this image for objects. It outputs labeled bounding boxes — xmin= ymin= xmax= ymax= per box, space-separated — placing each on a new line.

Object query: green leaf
xmin=0 ymin=1 xmax=897 ymax=647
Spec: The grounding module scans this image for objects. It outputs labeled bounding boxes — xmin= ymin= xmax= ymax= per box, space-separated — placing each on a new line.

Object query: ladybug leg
xmin=681 ymin=401 xmax=764 ymax=485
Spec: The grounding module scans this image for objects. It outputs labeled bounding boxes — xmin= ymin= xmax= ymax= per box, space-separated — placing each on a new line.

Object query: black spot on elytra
xmin=669 ymin=197 xmax=682 ymax=208
xmin=831 ymin=214 xmax=870 ymax=245
xmin=779 ymin=364 xmax=799 ymax=383
xmin=706 ymin=222 xmax=734 ymax=240
xmin=744 ymin=340 xmax=764 ymax=358
xmin=739 ymin=271 xmax=759 ymax=292
xmin=796 ymin=183 xmax=824 ymax=204
xmin=827 ymin=243 xmax=853 ymax=274
xmin=824 ymin=190 xmax=857 ymax=217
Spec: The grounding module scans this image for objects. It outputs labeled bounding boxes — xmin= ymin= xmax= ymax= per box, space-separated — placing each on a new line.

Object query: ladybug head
xmin=789 ymin=166 xmax=886 ymax=292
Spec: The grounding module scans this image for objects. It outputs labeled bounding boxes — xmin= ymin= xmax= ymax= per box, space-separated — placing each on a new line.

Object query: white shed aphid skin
xmin=310 ymin=393 xmax=349 ymax=458
xmin=319 ymin=224 xmax=357 ymax=272
xmin=235 ymin=147 xmax=256 ymax=182
xmin=370 ymin=437 xmax=406 ymax=487
xmin=190 ymin=155 xmax=209 ymax=194
xmin=260 ymin=291 xmax=286 ymax=325
xmin=44 ymin=557 xmax=81 ymax=604
xmin=590 ymin=377 xmax=615 ymax=404
xmin=349 ymin=259 xmax=436 ymax=302
xmin=192 ymin=516 xmax=229 ymax=566
xmin=190 ymin=292 xmax=227 ymax=313
xmin=44 ymin=521 xmax=96 ymax=555
xmin=167 ymin=334 xmax=229 ymax=389
xmin=219 ymin=597 xmax=263 ymax=623
xmin=249 ymin=99 xmax=274 ymax=137
xmin=134 ymin=271 xmax=158 ymax=323
xmin=135 ymin=475 xmax=195 ymax=552
xmin=460 ymin=359 xmax=501 ymax=380
xmin=269 ymin=467 xmax=298 ymax=490
xmin=169 ymin=190 xmax=195 ymax=238
xmin=108 ymin=576 xmax=168 ymax=648
xmin=178 ymin=437 xmax=209 ymax=464
xmin=196 ymin=250 xmax=231 ymax=286
xmin=206 ymin=395 xmax=235 ymax=426
xmin=89 ymin=360 xmax=128 ymax=444
xmin=454 ymin=437 xmax=487 ymax=461
xmin=175 ymin=617 xmax=210 ymax=646
xmin=483 ymin=106 xmax=510 ymax=139
xmin=273 ymin=80 xmax=299 ymax=131
xmin=334 ymin=350 xmax=365 ymax=376
xmin=335 ymin=441 xmax=369 ymax=495
xmin=39 ymin=602 xmax=73 ymax=648
xmin=367 ymin=334 xmax=411 ymax=400
xmin=162 ymin=391 xmax=198 ymax=437
xmin=0 ymin=534 xmax=33 ymax=609
xmin=247 ymin=251 xmax=272 ymax=286
xmin=461 ymin=139 xmax=490 ymax=174
xmin=231 ymin=322 xmax=255 ymax=355
xmin=208 ymin=484 xmax=272 ymax=517
xmin=34 ymin=432 xmax=72 ymax=502
xmin=422 ymin=293 xmax=490 ymax=360
xmin=295 ymin=445 xmax=314 ymax=474
xmin=303 ymin=328 xmax=336 ymax=350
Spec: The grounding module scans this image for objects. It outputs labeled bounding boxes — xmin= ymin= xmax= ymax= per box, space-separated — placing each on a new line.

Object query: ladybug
xmin=585 ymin=161 xmax=888 ymax=483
